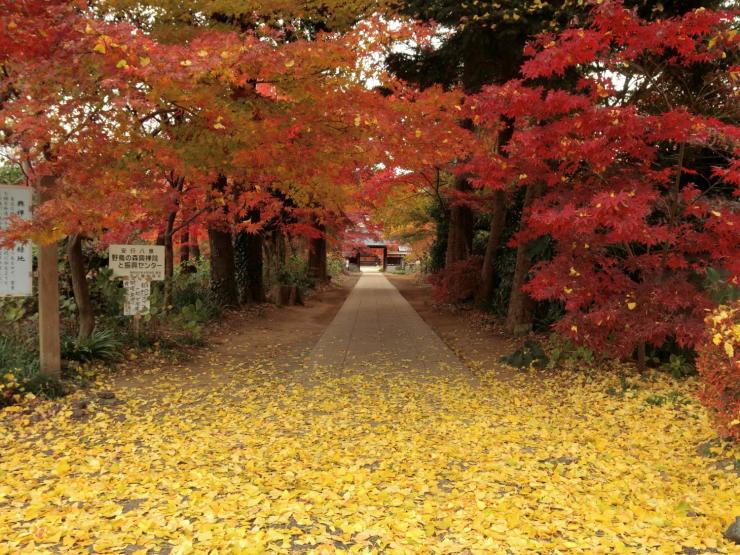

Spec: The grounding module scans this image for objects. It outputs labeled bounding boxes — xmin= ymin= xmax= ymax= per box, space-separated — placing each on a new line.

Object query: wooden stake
xmin=38 ymin=241 xmax=61 ymax=377
xmin=36 ymin=176 xmax=61 ymax=377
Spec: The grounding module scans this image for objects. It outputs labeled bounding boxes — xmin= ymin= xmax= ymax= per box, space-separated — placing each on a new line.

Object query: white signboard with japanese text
xmin=0 ymin=186 xmax=33 ymax=297
xmin=109 ymin=244 xmax=165 ymax=281
xmin=123 ymin=279 xmax=151 ymax=316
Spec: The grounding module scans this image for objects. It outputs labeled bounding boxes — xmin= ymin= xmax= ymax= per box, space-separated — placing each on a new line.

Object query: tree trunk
xmin=636 ymin=342 xmax=647 ymax=372
xmin=235 ymin=210 xmax=265 ymax=303
xmin=308 ymin=224 xmax=328 ymax=282
xmin=191 ymin=229 xmax=201 ymax=261
xmin=67 ymin=234 xmax=95 ymax=340
xmin=163 ymin=211 xmax=176 ymax=309
xmin=179 ymin=228 xmax=190 ymax=264
xmin=477 ymin=190 xmax=508 ymax=305
xmin=208 ymin=226 xmax=239 ymax=308
xmin=505 ymin=183 xmax=545 ymax=335
xmin=245 ymin=231 xmax=265 ymax=302
xmin=445 ymin=175 xmax=474 ymax=267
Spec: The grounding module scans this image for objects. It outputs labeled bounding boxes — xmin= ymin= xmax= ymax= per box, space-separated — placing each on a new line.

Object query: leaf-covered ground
xmin=1 ymin=359 xmax=738 ymax=554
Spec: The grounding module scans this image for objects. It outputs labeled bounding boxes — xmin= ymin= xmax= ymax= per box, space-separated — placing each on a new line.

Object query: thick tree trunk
xmin=208 ymin=226 xmax=239 ymax=308
xmin=308 ymin=224 xmax=328 ymax=282
xmin=505 ymin=183 xmax=545 ymax=335
xmin=163 ymin=211 xmax=176 ymax=309
xmin=445 ymin=175 xmax=474 ymax=267
xmin=67 ymin=234 xmax=95 ymax=340
xmin=208 ymin=175 xmax=238 ymax=307
xmin=246 ymin=232 xmax=265 ymax=302
xmin=235 ymin=210 xmax=265 ymax=303
xmin=477 ymin=190 xmax=508 ymax=305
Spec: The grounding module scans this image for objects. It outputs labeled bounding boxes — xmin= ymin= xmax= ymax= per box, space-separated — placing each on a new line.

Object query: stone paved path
xmin=307 ymin=273 xmax=467 ymax=375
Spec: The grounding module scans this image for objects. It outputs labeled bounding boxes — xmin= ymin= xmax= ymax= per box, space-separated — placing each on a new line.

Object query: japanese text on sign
xmin=109 ymin=245 xmax=165 ymax=281
xmin=123 ymin=279 xmax=151 ymax=316
xmin=0 ymin=186 xmax=32 ymax=297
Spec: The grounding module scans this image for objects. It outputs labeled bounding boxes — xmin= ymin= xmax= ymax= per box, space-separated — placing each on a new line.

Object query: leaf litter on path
xmin=0 ymin=359 xmax=738 ymax=554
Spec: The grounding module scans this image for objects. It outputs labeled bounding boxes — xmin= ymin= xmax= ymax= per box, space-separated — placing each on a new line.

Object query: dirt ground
xmin=111 ymin=274 xmax=359 ymax=391
xmin=387 ymin=274 xmax=519 ymax=378
xmin=111 ymin=272 xmax=520 ymax=392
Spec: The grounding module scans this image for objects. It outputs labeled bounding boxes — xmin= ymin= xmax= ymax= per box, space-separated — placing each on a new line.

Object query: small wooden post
xmin=38 ymin=241 xmax=61 ymax=377
xmin=38 ymin=178 xmax=61 ymax=377
xmin=132 ymin=314 xmax=141 ymax=338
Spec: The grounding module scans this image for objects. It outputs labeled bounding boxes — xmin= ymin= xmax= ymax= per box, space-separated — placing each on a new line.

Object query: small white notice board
xmin=123 ymin=278 xmax=151 ymax=316
xmin=0 ymin=185 xmax=33 ymax=297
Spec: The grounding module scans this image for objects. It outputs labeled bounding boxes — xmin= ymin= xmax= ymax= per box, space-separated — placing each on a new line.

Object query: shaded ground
xmin=1 ymin=273 xmax=738 ymax=554
xmin=387 ymin=274 xmax=518 ymax=378
xmin=110 ymin=274 xmax=359 ymax=393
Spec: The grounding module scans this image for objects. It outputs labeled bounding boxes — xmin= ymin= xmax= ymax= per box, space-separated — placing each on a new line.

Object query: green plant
xmin=704 ymin=267 xmax=740 ymax=305
xmin=501 ymin=340 xmax=548 ymax=371
xmin=0 ymin=333 xmax=37 ymax=373
xmin=661 ymin=354 xmax=696 ymax=379
xmin=174 ymin=299 xmax=208 ymax=338
xmin=0 ymin=334 xmax=67 ymax=405
xmin=170 ymin=267 xmax=220 ymax=318
xmin=61 ymin=328 xmax=122 ymax=363
xmin=547 ymin=334 xmax=595 ymax=369
xmin=91 ymin=267 xmax=125 ymax=319
xmin=645 ymin=391 xmax=691 ymax=407
xmin=0 ymin=164 xmax=24 ymax=184
xmin=278 ymin=255 xmax=315 ymax=293
xmin=59 ymin=295 xmax=78 ymax=317
xmin=1 ymin=298 xmax=28 ymax=324
xmin=21 ymin=373 xmax=67 ymax=399
xmin=606 ymin=374 xmax=641 ymax=398
xmin=327 ymin=254 xmax=345 ymax=279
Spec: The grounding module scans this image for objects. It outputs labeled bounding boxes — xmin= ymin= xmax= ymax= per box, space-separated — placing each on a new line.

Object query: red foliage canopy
xmin=467 ymin=1 xmax=739 ymax=356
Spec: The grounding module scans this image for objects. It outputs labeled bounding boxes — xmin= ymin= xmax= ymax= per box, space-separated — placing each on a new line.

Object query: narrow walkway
xmin=307 ymin=273 xmax=466 ymax=375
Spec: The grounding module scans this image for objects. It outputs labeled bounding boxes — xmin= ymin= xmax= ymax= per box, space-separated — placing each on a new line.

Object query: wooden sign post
xmin=38 ymin=180 xmax=61 ymax=377
xmin=0 ymin=185 xmax=59 ymax=376
xmin=38 ymin=241 xmax=61 ymax=376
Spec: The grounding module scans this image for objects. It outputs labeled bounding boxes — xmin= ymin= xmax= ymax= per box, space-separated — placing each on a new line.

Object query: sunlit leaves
xmin=0 ymin=360 xmax=737 ymax=552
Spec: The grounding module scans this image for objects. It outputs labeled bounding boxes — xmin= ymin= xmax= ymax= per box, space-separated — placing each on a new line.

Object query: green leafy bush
xmin=661 ymin=354 xmax=696 ymax=379
xmin=61 ymin=328 xmax=122 ymax=363
xmin=327 ymin=254 xmax=345 ymax=279
xmin=279 ymin=255 xmax=315 ymax=293
xmin=547 ymin=334 xmax=595 ymax=369
xmin=502 ymin=340 xmax=548 ymax=371
xmin=0 ymin=334 xmax=37 ymax=374
xmin=91 ymin=267 xmax=125 ymax=320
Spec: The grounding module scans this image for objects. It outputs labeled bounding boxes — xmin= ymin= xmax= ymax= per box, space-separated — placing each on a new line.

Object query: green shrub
xmin=171 ymin=265 xmax=220 ymax=318
xmin=661 ymin=354 xmax=696 ymax=379
xmin=61 ymin=328 xmax=122 ymax=363
xmin=0 ymin=333 xmax=67 ymax=404
xmin=91 ymin=267 xmax=125 ymax=319
xmin=547 ymin=333 xmax=595 ymax=369
xmin=0 ymin=165 xmax=23 ymax=184
xmin=21 ymin=373 xmax=67 ymax=399
xmin=501 ymin=340 xmax=548 ymax=371
xmin=645 ymin=391 xmax=691 ymax=407
xmin=327 ymin=254 xmax=345 ymax=279
xmin=0 ymin=334 xmax=36 ymax=370
xmin=279 ymin=255 xmax=315 ymax=293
